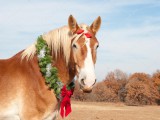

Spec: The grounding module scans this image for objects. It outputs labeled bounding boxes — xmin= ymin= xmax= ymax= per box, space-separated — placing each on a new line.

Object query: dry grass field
xmin=58 ymin=101 xmax=160 ymax=120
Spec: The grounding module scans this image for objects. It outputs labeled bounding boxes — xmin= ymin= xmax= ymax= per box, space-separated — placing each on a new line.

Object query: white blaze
xmin=79 ymin=37 xmax=96 ymax=87
xmin=74 ymin=24 xmax=96 ymax=88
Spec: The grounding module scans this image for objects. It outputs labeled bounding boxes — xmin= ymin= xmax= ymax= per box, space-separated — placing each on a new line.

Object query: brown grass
xmin=58 ymin=101 xmax=160 ymax=120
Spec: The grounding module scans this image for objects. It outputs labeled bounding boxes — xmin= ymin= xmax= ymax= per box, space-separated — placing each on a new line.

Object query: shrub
xmin=72 ymin=70 xmax=160 ymax=105
xmin=125 ymin=73 xmax=159 ymax=105
xmin=93 ymin=82 xmax=119 ymax=102
xmin=152 ymin=70 xmax=160 ymax=91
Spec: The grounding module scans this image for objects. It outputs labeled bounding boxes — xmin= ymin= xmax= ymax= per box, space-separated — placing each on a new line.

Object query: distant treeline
xmin=72 ymin=69 xmax=160 ymax=105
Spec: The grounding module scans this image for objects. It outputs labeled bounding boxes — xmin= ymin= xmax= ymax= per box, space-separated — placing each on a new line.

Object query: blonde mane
xmin=21 ymin=26 xmax=74 ymax=63
xmin=21 ymin=24 xmax=88 ymax=64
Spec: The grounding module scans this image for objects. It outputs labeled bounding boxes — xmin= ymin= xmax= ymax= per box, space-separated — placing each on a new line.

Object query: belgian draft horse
xmin=0 ymin=15 xmax=101 ymax=120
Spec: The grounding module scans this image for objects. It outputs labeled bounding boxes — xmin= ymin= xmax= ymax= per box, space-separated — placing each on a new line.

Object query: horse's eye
xmin=72 ymin=44 xmax=77 ymax=48
xmin=96 ymin=45 xmax=99 ymax=49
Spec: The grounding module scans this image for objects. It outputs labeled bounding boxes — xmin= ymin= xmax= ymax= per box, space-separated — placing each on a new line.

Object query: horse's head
xmin=68 ymin=15 xmax=101 ymax=93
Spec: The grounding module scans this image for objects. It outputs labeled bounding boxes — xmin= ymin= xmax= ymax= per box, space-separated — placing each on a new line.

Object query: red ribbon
xmin=60 ymin=85 xmax=74 ymax=118
xmin=77 ymin=29 xmax=84 ymax=34
xmin=85 ymin=33 xmax=92 ymax=38
xmin=76 ymin=29 xmax=92 ymax=38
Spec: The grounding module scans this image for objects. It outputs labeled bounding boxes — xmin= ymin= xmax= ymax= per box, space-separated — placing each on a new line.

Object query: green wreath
xmin=36 ymin=36 xmax=74 ymax=99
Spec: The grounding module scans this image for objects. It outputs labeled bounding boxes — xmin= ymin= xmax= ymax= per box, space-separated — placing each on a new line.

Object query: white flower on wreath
xmin=46 ymin=63 xmax=52 ymax=77
xmin=56 ymin=81 xmax=63 ymax=88
xmin=38 ymin=47 xmax=46 ymax=59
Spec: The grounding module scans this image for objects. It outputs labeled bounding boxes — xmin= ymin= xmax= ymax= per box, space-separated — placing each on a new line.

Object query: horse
xmin=0 ymin=15 xmax=101 ymax=120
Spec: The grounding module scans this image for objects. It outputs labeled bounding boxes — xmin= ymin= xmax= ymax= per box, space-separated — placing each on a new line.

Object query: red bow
xmin=76 ymin=29 xmax=92 ymax=38
xmin=85 ymin=33 xmax=92 ymax=38
xmin=77 ymin=29 xmax=84 ymax=34
xmin=60 ymin=85 xmax=74 ymax=118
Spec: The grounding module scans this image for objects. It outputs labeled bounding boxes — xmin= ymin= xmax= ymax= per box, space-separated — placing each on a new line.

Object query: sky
xmin=0 ymin=0 xmax=160 ymax=81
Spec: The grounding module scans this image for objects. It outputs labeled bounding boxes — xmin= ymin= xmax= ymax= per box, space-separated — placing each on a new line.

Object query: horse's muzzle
xmin=82 ymin=88 xmax=92 ymax=93
xmin=80 ymin=85 xmax=93 ymax=93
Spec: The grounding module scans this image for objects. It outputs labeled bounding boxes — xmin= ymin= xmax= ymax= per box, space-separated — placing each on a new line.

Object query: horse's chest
xmin=0 ymin=101 xmax=20 ymax=120
xmin=42 ymin=102 xmax=60 ymax=120
xmin=43 ymin=110 xmax=59 ymax=120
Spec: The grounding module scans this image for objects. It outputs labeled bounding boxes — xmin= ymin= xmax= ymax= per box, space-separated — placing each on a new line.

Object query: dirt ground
xmin=58 ymin=101 xmax=160 ymax=120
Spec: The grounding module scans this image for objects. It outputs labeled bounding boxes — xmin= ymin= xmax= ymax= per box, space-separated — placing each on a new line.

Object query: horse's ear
xmin=90 ymin=16 xmax=101 ymax=35
xmin=68 ymin=15 xmax=79 ymax=34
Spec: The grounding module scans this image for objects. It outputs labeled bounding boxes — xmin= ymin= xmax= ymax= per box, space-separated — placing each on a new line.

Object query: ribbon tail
xmin=60 ymin=85 xmax=74 ymax=118
xmin=65 ymin=102 xmax=72 ymax=117
xmin=60 ymin=104 xmax=65 ymax=118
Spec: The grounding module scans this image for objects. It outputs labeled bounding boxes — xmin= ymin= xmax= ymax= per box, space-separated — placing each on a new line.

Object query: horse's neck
xmin=11 ymin=50 xmax=75 ymax=85
xmin=53 ymin=51 xmax=76 ymax=85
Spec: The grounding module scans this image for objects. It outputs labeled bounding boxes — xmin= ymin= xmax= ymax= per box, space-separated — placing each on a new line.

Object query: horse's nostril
xmin=81 ymin=78 xmax=85 ymax=86
xmin=92 ymin=79 xmax=97 ymax=86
